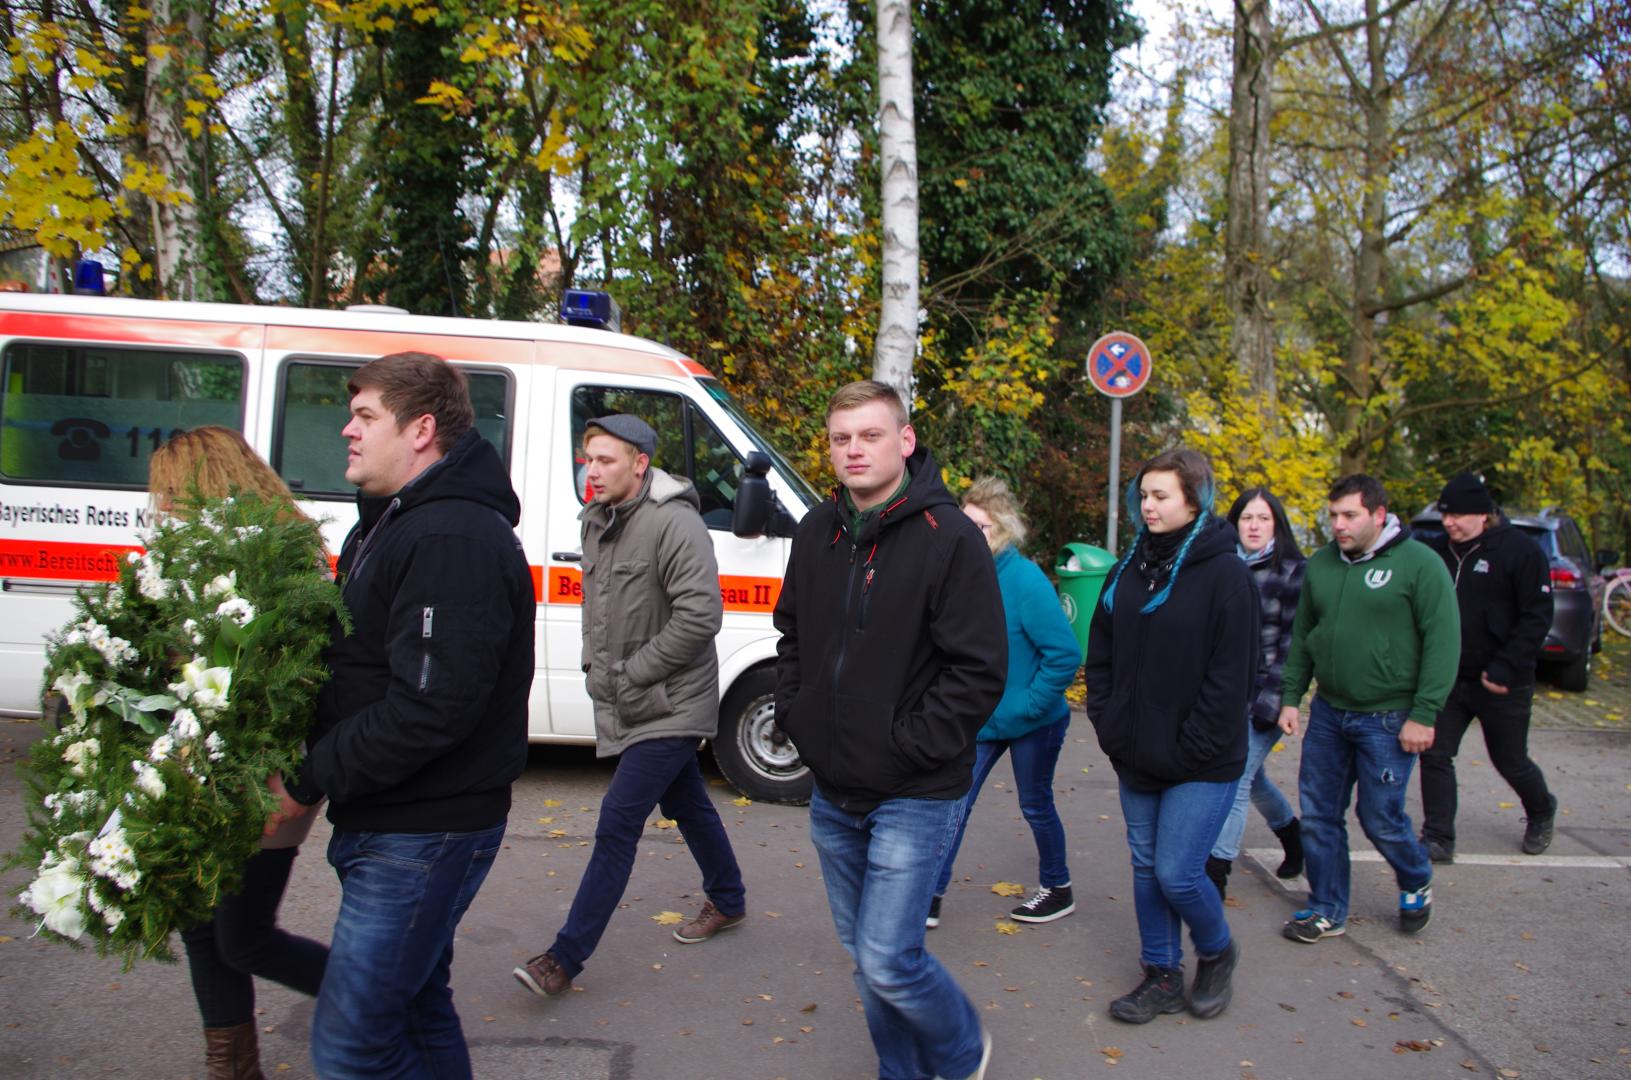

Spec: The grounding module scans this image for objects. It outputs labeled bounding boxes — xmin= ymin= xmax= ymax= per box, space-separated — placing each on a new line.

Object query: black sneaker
xmin=1521 ymin=796 xmax=1557 ymax=855
xmin=1189 ymin=939 xmax=1239 ymax=1019
xmin=1108 ymin=965 xmax=1186 ymax=1024
xmin=1422 ymin=836 xmax=1455 ymax=864
xmin=926 ymin=895 xmax=943 ymax=930
xmin=1399 ymin=886 xmax=1432 ymax=934
xmin=1282 ymin=909 xmax=1346 ymax=943
xmin=1010 ymin=884 xmax=1074 ymax=923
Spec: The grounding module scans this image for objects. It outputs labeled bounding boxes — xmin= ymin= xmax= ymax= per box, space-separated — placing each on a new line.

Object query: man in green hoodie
xmin=1278 ymin=474 xmax=1459 ymax=944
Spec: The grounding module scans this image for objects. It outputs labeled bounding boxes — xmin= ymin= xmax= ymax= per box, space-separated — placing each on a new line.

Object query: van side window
xmin=0 ymin=342 xmax=243 ymax=487
xmin=569 ymin=386 xmax=742 ymax=530
xmin=276 ymin=360 xmax=513 ymax=498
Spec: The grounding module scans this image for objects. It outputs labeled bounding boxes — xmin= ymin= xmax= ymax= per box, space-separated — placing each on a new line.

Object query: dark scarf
xmin=1138 ymin=527 xmax=1187 ymax=592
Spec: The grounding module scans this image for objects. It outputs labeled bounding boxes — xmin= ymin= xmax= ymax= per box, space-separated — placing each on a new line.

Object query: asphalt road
xmin=2 ymin=703 xmax=1629 ymax=1080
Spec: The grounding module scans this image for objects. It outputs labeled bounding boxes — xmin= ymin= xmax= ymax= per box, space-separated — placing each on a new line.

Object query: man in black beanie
xmin=1418 ymin=472 xmax=1559 ymax=861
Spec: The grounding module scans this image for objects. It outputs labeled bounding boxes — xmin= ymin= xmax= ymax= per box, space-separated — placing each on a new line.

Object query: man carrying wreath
xmin=277 ymin=352 xmax=534 ymax=1078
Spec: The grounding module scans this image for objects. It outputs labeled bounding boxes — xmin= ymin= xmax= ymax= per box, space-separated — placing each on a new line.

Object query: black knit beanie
xmin=1437 ymin=472 xmax=1496 ymax=515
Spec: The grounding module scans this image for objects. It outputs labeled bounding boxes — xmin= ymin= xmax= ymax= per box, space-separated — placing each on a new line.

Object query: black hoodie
xmin=296 ymin=429 xmax=534 ymax=832
xmin=773 ymin=446 xmax=1008 ymax=813
xmin=1084 ymin=516 xmax=1259 ymax=792
xmin=1424 ymin=520 xmax=1553 ymax=688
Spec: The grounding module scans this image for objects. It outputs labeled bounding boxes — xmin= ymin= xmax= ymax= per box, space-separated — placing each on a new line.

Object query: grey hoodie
xmin=580 ymin=467 xmax=724 ymax=755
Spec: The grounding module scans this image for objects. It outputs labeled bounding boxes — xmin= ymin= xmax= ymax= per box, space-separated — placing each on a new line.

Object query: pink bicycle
xmin=1605 ymin=567 xmax=1631 ymax=638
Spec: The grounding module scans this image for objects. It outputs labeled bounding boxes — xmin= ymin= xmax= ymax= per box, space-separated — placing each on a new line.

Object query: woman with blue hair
xmin=1085 ymin=448 xmax=1259 ymax=1025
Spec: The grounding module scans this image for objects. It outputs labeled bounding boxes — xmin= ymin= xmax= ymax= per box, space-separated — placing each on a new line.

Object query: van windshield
xmin=700 ymin=380 xmax=820 ymax=510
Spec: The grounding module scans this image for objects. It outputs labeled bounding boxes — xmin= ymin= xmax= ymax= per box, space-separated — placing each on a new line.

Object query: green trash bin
xmin=1055 ymin=542 xmax=1117 ymax=656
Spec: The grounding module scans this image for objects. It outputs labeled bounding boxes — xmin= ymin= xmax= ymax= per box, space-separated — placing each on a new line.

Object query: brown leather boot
xmin=203 ymin=1022 xmax=266 ymax=1080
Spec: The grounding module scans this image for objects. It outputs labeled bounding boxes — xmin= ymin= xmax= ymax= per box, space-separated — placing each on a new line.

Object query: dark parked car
xmin=1410 ymin=507 xmax=1606 ymax=692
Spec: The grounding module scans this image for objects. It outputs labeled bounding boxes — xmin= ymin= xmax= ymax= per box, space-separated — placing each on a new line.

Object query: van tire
xmin=712 ymin=667 xmax=811 ymax=805
xmin=1551 ymin=651 xmax=1589 ymax=693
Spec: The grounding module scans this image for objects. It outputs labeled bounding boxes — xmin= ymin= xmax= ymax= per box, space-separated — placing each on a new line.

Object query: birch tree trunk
xmin=143 ymin=0 xmax=202 ymax=299
xmin=874 ymin=0 xmax=919 ymax=406
xmin=1225 ymin=0 xmax=1277 ymax=407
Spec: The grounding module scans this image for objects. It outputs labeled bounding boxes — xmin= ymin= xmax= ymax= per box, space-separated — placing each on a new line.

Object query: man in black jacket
xmin=1418 ymin=472 xmax=1558 ymax=861
xmin=773 ymin=379 xmax=1006 ymax=1080
xmin=280 ymin=352 xmax=534 ymax=1078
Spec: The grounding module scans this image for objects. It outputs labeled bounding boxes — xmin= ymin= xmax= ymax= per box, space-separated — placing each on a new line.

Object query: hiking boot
xmin=1010 ymin=884 xmax=1075 ymax=923
xmin=672 ymin=900 xmax=745 ymax=944
xmin=926 ymin=894 xmax=943 ymax=930
xmin=1422 ymin=835 xmax=1455 ymax=864
xmin=1273 ymin=818 xmax=1304 ymax=879
xmin=1189 ymin=939 xmax=1239 ymax=1019
xmin=1282 ymin=909 xmax=1346 ymax=944
xmin=1204 ymin=856 xmax=1231 ymax=901
xmin=1399 ymin=885 xmax=1433 ymax=934
xmin=1108 ymin=965 xmax=1186 ymax=1024
xmin=1521 ymin=796 xmax=1557 ymax=855
xmin=513 ymin=951 xmax=572 ymax=997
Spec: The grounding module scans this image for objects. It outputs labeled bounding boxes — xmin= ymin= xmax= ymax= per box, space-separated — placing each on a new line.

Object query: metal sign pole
xmin=1107 ymin=397 xmax=1121 ymax=556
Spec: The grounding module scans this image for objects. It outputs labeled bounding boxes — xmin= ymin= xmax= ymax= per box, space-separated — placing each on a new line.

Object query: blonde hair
xmin=149 ymin=427 xmax=310 ymax=526
xmin=825 ymin=379 xmax=909 ymax=427
xmin=962 ymin=476 xmax=1027 ymax=553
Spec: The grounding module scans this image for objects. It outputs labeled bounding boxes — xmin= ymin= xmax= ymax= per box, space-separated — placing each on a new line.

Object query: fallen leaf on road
xmin=995 ymin=921 xmax=1022 ymax=935
xmin=543 ymin=799 xmax=562 ymax=808
xmin=732 ymin=796 xmax=752 ymax=807
xmin=1278 ymin=1003 xmax=1297 ymax=1012
xmin=1497 ymin=802 xmax=1515 ymax=810
xmin=1497 ymin=1070 xmax=1520 ymax=1078
xmin=1102 ymin=1047 xmax=1124 ymax=1060
xmin=800 ymin=1026 xmax=814 ymax=1033
xmin=758 ymin=994 xmax=773 ymax=1001
xmin=992 ymin=881 xmax=1026 ymax=897
xmin=653 ymin=818 xmax=677 ymax=829
xmin=536 ymin=817 xmax=554 ymax=824
xmin=800 ymin=1003 xmax=818 ymax=1013
xmin=1514 ymin=961 xmax=1530 ymax=972
xmin=1520 ymin=931 xmax=1533 ymax=940
xmin=742 ymin=1018 xmax=754 ymax=1026
xmin=1395 ymin=1040 xmax=1432 ymax=1052
xmin=1352 ymin=1018 xmax=1367 ymax=1027
xmin=1459 ymin=1060 xmax=1478 ymax=1071
xmin=548 ymin=828 xmax=567 ymax=838
xmin=652 ymin=911 xmax=685 ymax=925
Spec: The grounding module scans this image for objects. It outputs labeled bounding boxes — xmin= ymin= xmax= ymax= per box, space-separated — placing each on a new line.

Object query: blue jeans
xmin=1212 ymin=722 xmax=1297 ymax=861
xmin=1298 ymin=697 xmax=1433 ymax=924
xmin=551 ymin=737 xmax=744 ymax=976
xmin=932 ymin=719 xmax=1071 ymax=895
xmin=809 ymin=788 xmax=984 ymax=1080
xmin=1118 ymin=780 xmax=1236 ymax=970
xmin=312 ymin=822 xmax=506 ymax=1079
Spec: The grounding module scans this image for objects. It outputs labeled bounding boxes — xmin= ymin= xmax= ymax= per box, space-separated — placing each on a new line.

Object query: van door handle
xmin=551 ymin=551 xmax=582 ymax=562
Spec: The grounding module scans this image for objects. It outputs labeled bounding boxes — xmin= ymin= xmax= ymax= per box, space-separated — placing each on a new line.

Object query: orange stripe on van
xmin=545 ymin=566 xmax=779 ymax=612
xmin=0 ymin=312 xmax=261 ymax=350
xmin=0 ymin=539 xmax=139 ymax=582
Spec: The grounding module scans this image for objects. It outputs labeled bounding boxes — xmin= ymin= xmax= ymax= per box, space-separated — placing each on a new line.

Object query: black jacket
xmin=1084 ymin=516 xmax=1259 ymax=791
xmin=773 ymin=447 xmax=1007 ymax=813
xmin=296 ymin=429 xmax=534 ymax=832
xmin=1425 ymin=521 xmax=1553 ymax=688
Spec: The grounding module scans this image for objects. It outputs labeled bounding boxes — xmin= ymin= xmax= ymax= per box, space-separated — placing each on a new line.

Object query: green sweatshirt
xmin=1280 ymin=529 xmax=1460 ymax=726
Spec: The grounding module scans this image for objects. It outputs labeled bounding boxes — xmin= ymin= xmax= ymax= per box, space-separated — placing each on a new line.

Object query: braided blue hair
xmin=1100 ymin=464 xmax=1217 ymax=615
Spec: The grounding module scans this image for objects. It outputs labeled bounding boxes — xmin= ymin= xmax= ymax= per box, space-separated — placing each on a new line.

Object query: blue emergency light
xmin=561 ymin=289 xmax=621 ymax=332
xmin=72 ymin=258 xmax=107 ymax=295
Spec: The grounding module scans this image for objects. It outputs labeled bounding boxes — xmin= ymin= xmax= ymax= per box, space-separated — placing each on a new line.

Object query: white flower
xmin=182 ymin=618 xmax=203 ymax=646
xmin=79 ymin=618 xmax=137 ymax=667
xmin=168 ymin=708 xmax=201 ymax=741
xmin=234 ymin=525 xmax=262 ymax=541
xmin=203 ymin=571 xmax=237 ymax=599
xmin=169 ymin=661 xmax=231 ymax=714
xmin=88 ymin=821 xmax=141 ymax=891
xmin=131 ymin=761 xmax=166 ymax=799
xmin=62 ymin=738 xmax=100 ymax=778
xmin=135 ymin=554 xmax=171 ymax=601
xmin=125 ymin=551 xmax=141 ymax=564
xmin=84 ymin=887 xmax=125 ymax=929
xmin=20 ymin=856 xmax=87 ymax=939
xmin=147 ymin=735 xmax=175 ymax=762
xmin=214 ymin=597 xmax=256 ymax=627
xmin=205 ymin=731 xmax=226 ymax=761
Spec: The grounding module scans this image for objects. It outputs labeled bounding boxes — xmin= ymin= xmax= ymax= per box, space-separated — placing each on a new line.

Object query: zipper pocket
xmin=419 ymin=606 xmax=434 ymax=690
xmin=419 ymin=652 xmax=432 ymax=692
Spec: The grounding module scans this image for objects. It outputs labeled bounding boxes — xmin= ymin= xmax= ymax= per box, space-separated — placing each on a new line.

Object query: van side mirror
xmin=733 ymin=452 xmax=794 ymax=539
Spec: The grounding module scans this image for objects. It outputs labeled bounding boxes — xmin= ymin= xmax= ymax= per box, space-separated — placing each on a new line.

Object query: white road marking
xmin=1245 ymin=847 xmax=1631 ymax=872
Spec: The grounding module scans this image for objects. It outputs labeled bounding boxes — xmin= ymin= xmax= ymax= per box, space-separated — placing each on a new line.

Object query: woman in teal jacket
xmin=928 ymin=477 xmax=1083 ymax=928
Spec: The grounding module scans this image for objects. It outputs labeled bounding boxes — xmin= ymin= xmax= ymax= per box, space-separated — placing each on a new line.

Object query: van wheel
xmin=712 ymin=668 xmax=811 ymax=805
xmin=1552 ymin=651 xmax=1589 ymax=693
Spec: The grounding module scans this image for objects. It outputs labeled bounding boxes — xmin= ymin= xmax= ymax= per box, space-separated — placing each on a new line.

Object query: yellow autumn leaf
xmin=995 ymin=921 xmax=1022 ymax=935
xmin=182 ymin=116 xmax=202 ymax=137
xmin=732 ymin=796 xmax=752 ymax=807
xmin=991 ymin=881 xmax=1026 ymax=897
xmin=547 ymin=828 xmax=567 ymax=838
xmin=543 ymin=799 xmax=563 ymax=808
xmin=1497 ymin=801 xmax=1515 ymax=809
xmin=653 ymin=818 xmax=678 ymax=829
xmin=651 ymin=911 xmax=686 ymax=925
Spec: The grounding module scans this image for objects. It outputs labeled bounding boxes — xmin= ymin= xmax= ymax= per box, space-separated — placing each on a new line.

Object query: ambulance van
xmin=0 ymin=292 xmax=816 ymax=802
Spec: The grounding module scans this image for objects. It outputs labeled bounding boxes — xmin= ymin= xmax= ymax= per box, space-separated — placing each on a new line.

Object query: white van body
xmin=0 ymin=293 xmax=816 ymax=801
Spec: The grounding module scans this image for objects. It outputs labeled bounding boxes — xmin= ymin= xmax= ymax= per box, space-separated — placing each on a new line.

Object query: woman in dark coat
xmin=1085 ymin=448 xmax=1258 ymax=1025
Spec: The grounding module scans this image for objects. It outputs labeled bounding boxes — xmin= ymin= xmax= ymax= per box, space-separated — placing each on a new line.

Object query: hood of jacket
xmin=355 ymin=429 xmax=520 ymax=534
xmin=579 ymin=466 xmax=700 ymax=539
xmin=829 ymin=445 xmax=959 ymax=546
xmin=1339 ymin=513 xmax=1410 ymax=564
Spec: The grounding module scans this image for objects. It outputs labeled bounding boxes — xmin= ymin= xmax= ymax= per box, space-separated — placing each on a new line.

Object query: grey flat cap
xmin=585 ymin=414 xmax=657 ymax=457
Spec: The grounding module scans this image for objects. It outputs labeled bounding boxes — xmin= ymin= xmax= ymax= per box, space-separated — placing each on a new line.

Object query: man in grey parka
xmin=514 ymin=414 xmax=746 ymax=999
